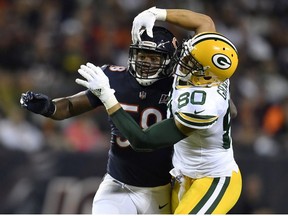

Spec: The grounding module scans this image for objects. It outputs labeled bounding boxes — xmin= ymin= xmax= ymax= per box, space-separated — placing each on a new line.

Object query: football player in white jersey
xmin=75 ymin=7 xmax=242 ymax=214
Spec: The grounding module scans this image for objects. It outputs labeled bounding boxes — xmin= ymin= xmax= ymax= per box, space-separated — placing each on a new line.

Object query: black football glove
xmin=20 ymin=91 xmax=55 ymax=117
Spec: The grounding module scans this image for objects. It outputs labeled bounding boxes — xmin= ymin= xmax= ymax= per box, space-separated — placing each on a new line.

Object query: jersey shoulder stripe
xmin=175 ymin=111 xmax=218 ymax=128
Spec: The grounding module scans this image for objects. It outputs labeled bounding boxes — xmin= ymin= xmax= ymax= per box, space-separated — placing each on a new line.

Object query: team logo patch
xmin=212 ymin=54 xmax=231 ymax=69
xmin=139 ymin=91 xmax=147 ymax=100
xmin=159 ymin=94 xmax=169 ymax=104
xmin=194 ymin=109 xmax=205 ymax=115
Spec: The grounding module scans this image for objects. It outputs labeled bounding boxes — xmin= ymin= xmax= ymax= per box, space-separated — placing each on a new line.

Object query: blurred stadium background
xmin=0 ymin=0 xmax=288 ymax=213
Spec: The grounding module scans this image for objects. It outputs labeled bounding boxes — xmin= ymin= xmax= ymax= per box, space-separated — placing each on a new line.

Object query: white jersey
xmin=168 ymin=77 xmax=238 ymax=179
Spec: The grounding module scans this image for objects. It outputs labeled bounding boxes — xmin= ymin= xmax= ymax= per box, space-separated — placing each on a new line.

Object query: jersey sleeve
xmin=174 ymin=111 xmax=218 ymax=129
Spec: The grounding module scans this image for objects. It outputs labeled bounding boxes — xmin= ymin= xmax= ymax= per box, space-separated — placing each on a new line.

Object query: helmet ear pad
xmin=128 ymin=26 xmax=178 ymax=86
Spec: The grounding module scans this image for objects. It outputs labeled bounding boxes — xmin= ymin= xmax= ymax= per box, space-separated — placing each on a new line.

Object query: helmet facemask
xmin=176 ymin=42 xmax=205 ymax=77
xmin=128 ymin=26 xmax=178 ymax=86
xmin=129 ymin=44 xmax=171 ymax=86
xmin=174 ymin=42 xmax=214 ymax=87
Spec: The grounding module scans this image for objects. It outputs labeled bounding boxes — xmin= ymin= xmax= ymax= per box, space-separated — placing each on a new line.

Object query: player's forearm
xmin=51 ymin=92 xmax=93 ymax=120
xmin=109 ymin=108 xmax=186 ymax=151
xmin=166 ymin=9 xmax=216 ymax=34
xmin=50 ymin=98 xmax=73 ymax=120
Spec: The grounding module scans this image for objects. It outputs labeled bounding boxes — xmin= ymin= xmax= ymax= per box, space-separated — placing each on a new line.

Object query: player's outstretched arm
xmin=76 ymin=62 xmax=186 ymax=151
xmin=20 ymin=91 xmax=94 ymax=120
xmin=109 ymin=108 xmax=186 ymax=151
xmin=165 ymin=9 xmax=216 ymax=34
xmin=131 ymin=7 xmax=216 ymax=43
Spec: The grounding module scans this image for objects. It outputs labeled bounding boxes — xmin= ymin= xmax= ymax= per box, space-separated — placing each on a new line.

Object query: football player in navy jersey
xmin=20 ymin=26 xmax=178 ymax=214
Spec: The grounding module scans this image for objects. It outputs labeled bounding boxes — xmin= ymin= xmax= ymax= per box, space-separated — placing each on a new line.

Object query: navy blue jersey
xmin=86 ymin=65 xmax=174 ymax=187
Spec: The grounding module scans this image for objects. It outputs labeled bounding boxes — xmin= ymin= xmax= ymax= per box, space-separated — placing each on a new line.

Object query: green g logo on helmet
xmin=212 ymin=54 xmax=232 ymax=70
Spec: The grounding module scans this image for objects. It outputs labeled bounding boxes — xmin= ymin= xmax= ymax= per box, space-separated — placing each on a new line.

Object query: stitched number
xmin=178 ymin=90 xmax=206 ymax=108
xmin=109 ymin=65 xmax=126 ymax=72
xmin=116 ymin=104 xmax=163 ymax=147
xmin=178 ymin=92 xmax=190 ymax=108
xmin=141 ymin=108 xmax=162 ymax=129
xmin=191 ymin=90 xmax=206 ymax=105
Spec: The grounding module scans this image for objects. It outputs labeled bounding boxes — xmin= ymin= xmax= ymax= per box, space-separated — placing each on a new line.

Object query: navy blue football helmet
xmin=128 ymin=26 xmax=178 ymax=86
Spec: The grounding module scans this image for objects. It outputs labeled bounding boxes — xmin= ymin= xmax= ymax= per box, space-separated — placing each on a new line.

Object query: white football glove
xmin=76 ymin=63 xmax=118 ymax=110
xmin=131 ymin=6 xmax=167 ymax=44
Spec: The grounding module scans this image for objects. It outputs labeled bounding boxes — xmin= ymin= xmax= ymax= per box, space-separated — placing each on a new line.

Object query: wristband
xmin=149 ymin=7 xmax=167 ymax=21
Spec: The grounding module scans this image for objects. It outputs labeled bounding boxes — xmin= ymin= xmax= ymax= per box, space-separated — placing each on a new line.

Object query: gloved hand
xmin=76 ymin=62 xmax=118 ymax=110
xmin=20 ymin=91 xmax=55 ymax=117
xmin=131 ymin=6 xmax=167 ymax=44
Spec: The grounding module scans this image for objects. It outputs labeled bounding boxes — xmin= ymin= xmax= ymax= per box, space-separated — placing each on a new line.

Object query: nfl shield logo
xmin=139 ymin=91 xmax=146 ymax=100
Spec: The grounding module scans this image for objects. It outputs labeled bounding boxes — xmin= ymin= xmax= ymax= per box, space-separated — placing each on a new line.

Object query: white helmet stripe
xmin=191 ymin=33 xmax=238 ymax=52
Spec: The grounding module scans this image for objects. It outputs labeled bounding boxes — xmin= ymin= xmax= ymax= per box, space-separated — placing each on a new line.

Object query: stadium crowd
xmin=0 ymin=0 xmax=288 ymax=213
